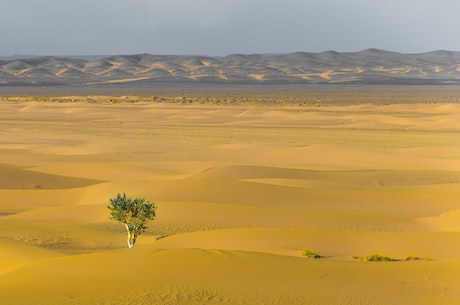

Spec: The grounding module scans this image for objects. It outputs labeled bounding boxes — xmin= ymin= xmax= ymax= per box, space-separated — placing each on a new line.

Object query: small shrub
xmin=404 ymin=256 xmax=422 ymax=261
xmin=366 ymin=254 xmax=397 ymax=262
xmin=302 ymin=249 xmax=322 ymax=259
xmin=107 ymin=193 xmax=156 ymax=248
xmin=352 ymin=256 xmax=364 ymax=262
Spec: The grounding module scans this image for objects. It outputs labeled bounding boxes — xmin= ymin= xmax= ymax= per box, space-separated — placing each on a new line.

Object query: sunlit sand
xmin=0 ymin=89 xmax=459 ymax=304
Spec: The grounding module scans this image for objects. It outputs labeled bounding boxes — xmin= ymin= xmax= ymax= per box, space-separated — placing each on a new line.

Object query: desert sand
xmin=0 ymin=89 xmax=459 ymax=304
xmin=2 ymin=50 xmax=460 ymax=86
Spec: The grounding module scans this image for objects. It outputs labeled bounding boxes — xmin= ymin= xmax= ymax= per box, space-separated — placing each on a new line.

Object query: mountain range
xmin=1 ymin=49 xmax=459 ymax=86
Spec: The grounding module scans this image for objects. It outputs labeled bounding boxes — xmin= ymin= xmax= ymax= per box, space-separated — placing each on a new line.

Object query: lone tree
xmin=107 ymin=193 xmax=156 ymax=248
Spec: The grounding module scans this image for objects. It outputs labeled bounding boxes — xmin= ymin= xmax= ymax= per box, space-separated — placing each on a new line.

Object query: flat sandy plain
xmin=0 ymin=86 xmax=459 ymax=304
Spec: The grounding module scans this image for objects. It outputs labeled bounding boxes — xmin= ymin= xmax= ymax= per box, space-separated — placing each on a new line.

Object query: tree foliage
xmin=107 ymin=193 xmax=156 ymax=248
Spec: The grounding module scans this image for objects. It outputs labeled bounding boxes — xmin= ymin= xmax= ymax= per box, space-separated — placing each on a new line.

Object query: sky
xmin=2 ymin=0 xmax=460 ymax=56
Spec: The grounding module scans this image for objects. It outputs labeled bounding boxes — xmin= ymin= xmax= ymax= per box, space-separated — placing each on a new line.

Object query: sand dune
xmin=0 ymin=246 xmax=459 ymax=305
xmin=0 ymin=92 xmax=459 ymax=304
xmin=0 ymin=163 xmax=102 ymax=189
xmin=2 ymin=49 xmax=460 ymax=85
xmin=0 ymin=237 xmax=64 ymax=275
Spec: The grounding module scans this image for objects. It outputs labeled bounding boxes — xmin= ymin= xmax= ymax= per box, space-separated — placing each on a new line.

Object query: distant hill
xmin=1 ymin=49 xmax=460 ymax=86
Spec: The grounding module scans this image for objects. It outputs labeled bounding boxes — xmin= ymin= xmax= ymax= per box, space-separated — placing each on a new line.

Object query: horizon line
xmin=1 ymin=48 xmax=460 ymax=60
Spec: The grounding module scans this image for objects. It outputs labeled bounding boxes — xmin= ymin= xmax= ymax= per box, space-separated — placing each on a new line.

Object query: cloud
xmin=1 ymin=0 xmax=460 ymax=55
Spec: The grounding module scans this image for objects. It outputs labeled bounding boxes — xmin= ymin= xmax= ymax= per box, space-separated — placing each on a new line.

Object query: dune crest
xmin=2 ymin=50 xmax=460 ymax=85
xmin=0 ymin=93 xmax=459 ymax=304
xmin=0 ymin=164 xmax=102 ymax=189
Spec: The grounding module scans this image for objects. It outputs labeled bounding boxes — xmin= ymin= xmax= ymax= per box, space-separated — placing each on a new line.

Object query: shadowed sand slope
xmin=0 ymin=95 xmax=459 ymax=305
xmin=0 ymin=237 xmax=64 ymax=275
xmin=0 ymin=164 xmax=102 ymax=189
xmin=198 ymin=165 xmax=460 ymax=186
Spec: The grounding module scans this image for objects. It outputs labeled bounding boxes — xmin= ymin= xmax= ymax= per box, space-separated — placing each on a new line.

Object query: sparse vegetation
xmin=302 ymin=249 xmax=323 ymax=259
xmin=107 ymin=193 xmax=157 ymax=248
xmin=404 ymin=256 xmax=421 ymax=261
xmin=352 ymin=256 xmax=364 ymax=262
xmin=405 ymin=256 xmax=431 ymax=262
xmin=365 ymin=254 xmax=398 ymax=262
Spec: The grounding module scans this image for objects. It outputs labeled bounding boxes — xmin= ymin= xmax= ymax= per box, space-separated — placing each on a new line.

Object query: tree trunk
xmin=125 ymin=224 xmax=137 ymax=248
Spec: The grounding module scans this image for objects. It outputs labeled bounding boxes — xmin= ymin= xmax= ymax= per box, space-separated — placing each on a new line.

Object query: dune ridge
xmin=1 ymin=49 xmax=460 ymax=85
xmin=0 ymin=93 xmax=459 ymax=304
xmin=0 ymin=163 xmax=102 ymax=189
xmin=1 ymin=246 xmax=459 ymax=305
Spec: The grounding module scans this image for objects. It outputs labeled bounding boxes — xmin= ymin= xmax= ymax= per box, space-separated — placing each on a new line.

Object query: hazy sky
xmin=2 ymin=0 xmax=460 ymax=56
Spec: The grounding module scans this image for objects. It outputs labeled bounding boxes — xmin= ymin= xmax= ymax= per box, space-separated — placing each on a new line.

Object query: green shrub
xmin=404 ymin=256 xmax=421 ymax=261
xmin=302 ymin=249 xmax=322 ymax=259
xmin=107 ymin=193 xmax=156 ymax=248
xmin=366 ymin=254 xmax=397 ymax=262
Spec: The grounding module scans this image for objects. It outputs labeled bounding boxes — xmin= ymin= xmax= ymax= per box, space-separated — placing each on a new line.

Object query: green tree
xmin=107 ymin=193 xmax=156 ymax=248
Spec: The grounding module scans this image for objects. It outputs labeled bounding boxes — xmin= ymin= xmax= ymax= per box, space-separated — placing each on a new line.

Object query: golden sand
xmin=0 ymin=93 xmax=459 ymax=304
